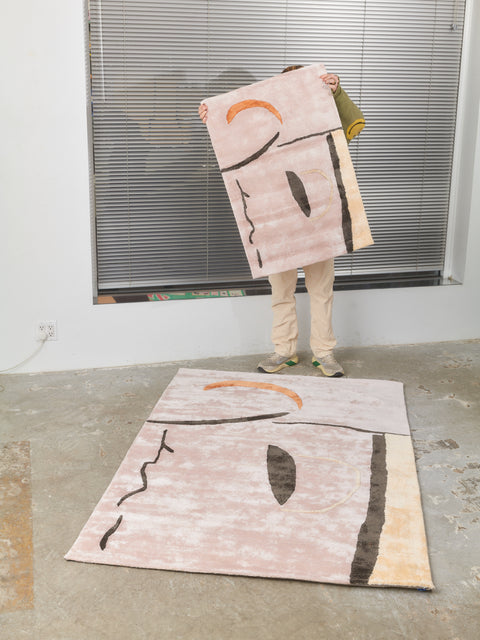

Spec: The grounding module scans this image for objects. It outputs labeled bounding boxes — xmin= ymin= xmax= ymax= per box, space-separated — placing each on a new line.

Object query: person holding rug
xmin=198 ymin=65 xmax=365 ymax=377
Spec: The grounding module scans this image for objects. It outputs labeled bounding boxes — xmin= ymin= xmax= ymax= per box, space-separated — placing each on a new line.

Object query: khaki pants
xmin=268 ymin=258 xmax=336 ymax=357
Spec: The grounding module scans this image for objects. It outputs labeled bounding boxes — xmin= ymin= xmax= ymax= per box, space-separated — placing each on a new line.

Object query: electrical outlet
xmin=37 ymin=321 xmax=58 ymax=341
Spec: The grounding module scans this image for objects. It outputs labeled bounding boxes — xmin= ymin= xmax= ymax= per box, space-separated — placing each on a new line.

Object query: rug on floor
xmin=203 ymin=63 xmax=373 ymax=279
xmin=65 ymin=368 xmax=434 ymax=590
xmin=0 ymin=441 xmax=34 ymax=613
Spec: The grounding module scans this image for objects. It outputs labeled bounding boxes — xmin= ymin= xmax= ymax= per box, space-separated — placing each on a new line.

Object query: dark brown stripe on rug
xmin=349 ymin=434 xmax=387 ymax=585
xmin=0 ymin=441 xmax=34 ymax=612
xmin=326 ymin=132 xmax=353 ymax=253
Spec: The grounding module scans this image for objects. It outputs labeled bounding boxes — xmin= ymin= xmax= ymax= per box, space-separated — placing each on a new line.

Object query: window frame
xmin=84 ymin=0 xmax=468 ymax=304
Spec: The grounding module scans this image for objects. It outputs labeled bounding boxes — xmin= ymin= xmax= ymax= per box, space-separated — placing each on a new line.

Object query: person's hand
xmin=198 ymin=103 xmax=208 ymax=123
xmin=320 ymin=73 xmax=340 ymax=93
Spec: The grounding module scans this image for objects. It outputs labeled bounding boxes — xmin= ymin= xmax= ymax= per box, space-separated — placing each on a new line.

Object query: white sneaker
xmin=312 ymin=353 xmax=344 ymax=377
xmin=257 ymin=353 xmax=299 ymax=373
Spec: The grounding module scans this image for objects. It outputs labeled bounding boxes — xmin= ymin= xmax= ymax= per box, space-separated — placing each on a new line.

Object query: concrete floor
xmin=0 ymin=340 xmax=479 ymax=639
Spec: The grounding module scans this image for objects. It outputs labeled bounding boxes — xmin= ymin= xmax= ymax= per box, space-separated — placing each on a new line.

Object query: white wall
xmin=1 ymin=1 xmax=479 ymax=375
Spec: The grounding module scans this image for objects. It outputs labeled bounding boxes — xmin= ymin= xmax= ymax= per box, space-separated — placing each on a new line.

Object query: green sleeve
xmin=333 ymin=85 xmax=365 ymax=142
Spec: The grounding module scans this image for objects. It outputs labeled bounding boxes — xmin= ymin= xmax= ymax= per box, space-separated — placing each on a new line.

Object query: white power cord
xmin=0 ymin=331 xmax=49 ymax=374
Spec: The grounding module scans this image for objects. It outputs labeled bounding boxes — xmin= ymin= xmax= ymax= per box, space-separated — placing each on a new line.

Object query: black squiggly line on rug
xmin=116 ymin=429 xmax=174 ymax=507
xmin=99 ymin=515 xmax=123 ymax=550
xmin=236 ymin=177 xmax=263 ymax=269
xmin=236 ymin=179 xmax=255 ymax=244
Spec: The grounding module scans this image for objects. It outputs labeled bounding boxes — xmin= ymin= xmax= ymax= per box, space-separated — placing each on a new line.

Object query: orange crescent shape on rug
xmin=203 ymin=380 xmax=302 ymax=409
xmin=226 ymin=100 xmax=283 ymax=125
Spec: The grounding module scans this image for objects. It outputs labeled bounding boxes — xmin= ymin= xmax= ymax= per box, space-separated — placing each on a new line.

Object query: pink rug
xmin=204 ymin=63 xmax=373 ymax=278
xmin=65 ymin=369 xmax=433 ymax=589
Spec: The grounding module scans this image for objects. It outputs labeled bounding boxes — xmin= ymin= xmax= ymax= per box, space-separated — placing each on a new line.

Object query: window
xmin=87 ymin=0 xmax=466 ymax=297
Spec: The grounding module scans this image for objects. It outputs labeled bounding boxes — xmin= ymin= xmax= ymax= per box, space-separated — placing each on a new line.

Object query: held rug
xmin=203 ymin=63 xmax=373 ymax=278
xmin=65 ymin=369 xmax=434 ymax=590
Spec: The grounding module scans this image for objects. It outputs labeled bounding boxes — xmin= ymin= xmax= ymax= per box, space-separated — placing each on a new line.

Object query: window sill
xmin=95 ymin=271 xmax=459 ymax=304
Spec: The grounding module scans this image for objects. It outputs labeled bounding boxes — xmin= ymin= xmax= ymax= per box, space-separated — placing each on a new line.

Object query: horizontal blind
xmin=88 ymin=0 xmax=465 ymax=290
